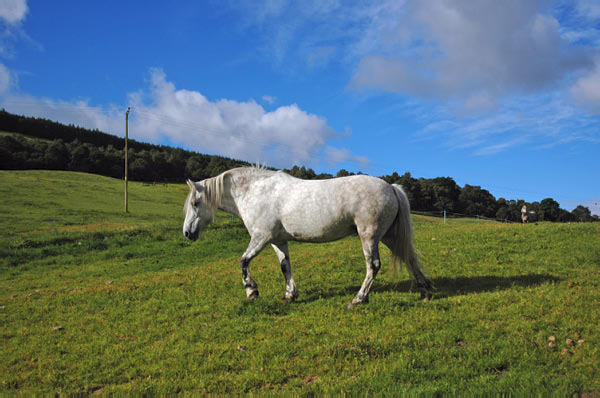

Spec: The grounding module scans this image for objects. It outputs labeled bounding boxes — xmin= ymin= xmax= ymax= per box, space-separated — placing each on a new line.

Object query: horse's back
xmin=266 ymin=174 xmax=398 ymax=242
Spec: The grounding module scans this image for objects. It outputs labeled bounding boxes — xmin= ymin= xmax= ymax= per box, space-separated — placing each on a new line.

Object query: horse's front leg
xmin=272 ymin=243 xmax=298 ymax=302
xmin=240 ymin=235 xmax=269 ymax=300
xmin=348 ymin=239 xmax=381 ymax=309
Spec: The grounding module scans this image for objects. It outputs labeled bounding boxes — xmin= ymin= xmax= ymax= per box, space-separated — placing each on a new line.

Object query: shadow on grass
xmin=235 ymin=297 xmax=296 ymax=317
xmin=425 ymin=274 xmax=560 ymax=299
xmin=299 ymin=274 xmax=560 ymax=303
xmin=229 ymin=274 xmax=560 ymax=314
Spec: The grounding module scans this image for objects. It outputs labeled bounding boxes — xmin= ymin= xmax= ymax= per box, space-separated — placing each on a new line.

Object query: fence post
xmin=443 ymin=209 xmax=446 ymax=224
xmin=49 ymin=218 xmax=58 ymax=236
xmin=124 ymin=107 xmax=130 ymax=213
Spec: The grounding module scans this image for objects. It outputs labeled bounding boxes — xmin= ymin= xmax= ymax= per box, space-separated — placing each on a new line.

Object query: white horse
xmin=183 ymin=167 xmax=431 ymax=308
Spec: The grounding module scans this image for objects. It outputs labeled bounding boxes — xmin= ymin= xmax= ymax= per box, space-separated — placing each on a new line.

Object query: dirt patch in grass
xmin=31 ymin=223 xmax=145 ymax=234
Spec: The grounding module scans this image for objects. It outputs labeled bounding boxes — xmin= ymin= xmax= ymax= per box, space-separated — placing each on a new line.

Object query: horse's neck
xmin=219 ymin=186 xmax=240 ymax=218
xmin=218 ymin=168 xmax=269 ymax=217
xmin=216 ymin=169 xmax=247 ymax=218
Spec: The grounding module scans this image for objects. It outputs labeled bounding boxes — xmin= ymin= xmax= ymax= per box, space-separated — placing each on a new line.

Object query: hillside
xmin=0 ymin=110 xmax=596 ymax=222
xmin=0 ymin=108 xmax=252 ymax=182
xmin=1 ymin=170 xmax=598 ymax=394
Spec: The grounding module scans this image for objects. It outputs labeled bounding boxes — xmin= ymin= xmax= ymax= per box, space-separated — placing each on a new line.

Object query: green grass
xmin=1 ymin=170 xmax=599 ymax=394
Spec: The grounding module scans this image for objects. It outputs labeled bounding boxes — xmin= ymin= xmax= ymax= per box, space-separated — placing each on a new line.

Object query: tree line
xmin=1 ymin=109 xmax=596 ymax=222
xmin=0 ymin=109 xmax=251 ymax=182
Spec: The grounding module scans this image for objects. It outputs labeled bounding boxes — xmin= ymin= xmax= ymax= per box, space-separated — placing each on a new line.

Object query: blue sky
xmin=1 ymin=0 xmax=599 ymax=214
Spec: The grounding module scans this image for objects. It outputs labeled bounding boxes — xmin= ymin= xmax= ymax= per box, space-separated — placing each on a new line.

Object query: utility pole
xmin=124 ymin=107 xmax=130 ymax=213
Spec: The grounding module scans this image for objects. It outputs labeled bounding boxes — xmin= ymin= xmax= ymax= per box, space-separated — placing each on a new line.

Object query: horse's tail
xmin=389 ymin=184 xmax=432 ymax=292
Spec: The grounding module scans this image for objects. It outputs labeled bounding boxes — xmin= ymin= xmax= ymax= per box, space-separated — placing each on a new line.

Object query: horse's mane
xmin=185 ymin=166 xmax=275 ymax=217
xmin=201 ymin=172 xmax=225 ymax=219
xmin=183 ymin=172 xmax=225 ymax=218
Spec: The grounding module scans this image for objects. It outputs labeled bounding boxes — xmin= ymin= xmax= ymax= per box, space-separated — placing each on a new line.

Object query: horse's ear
xmin=186 ymin=179 xmax=196 ymax=191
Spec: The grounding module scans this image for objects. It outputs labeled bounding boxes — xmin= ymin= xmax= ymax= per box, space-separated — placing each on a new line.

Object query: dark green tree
xmin=68 ymin=142 xmax=90 ymax=172
xmin=429 ymin=177 xmax=461 ymax=212
xmin=571 ymin=205 xmax=593 ymax=222
xmin=459 ymin=185 xmax=497 ymax=218
xmin=45 ymin=140 xmax=70 ymax=170
xmin=540 ymin=198 xmax=561 ymax=222
xmin=129 ymin=157 xmax=150 ymax=180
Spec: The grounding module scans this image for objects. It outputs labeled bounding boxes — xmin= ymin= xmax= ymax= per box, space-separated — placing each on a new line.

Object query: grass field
xmin=1 ymin=170 xmax=599 ymax=394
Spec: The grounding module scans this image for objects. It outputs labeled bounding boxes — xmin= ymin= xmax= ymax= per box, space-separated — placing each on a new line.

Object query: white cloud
xmin=1 ymin=68 xmax=367 ymax=169
xmin=234 ymin=0 xmax=598 ymax=116
xmin=324 ymin=146 xmax=369 ymax=169
xmin=128 ymin=68 xmax=343 ymax=167
xmin=0 ymin=63 xmax=10 ymax=94
xmin=473 ymin=137 xmax=529 ymax=156
xmin=351 ymin=1 xmax=592 ymax=105
xmin=261 ymin=95 xmax=276 ymax=105
xmin=1 ymin=62 xmax=118 ymax=130
xmin=412 ymin=91 xmax=600 ymax=155
xmin=462 ymin=93 xmax=497 ymax=115
xmin=231 ymin=0 xmax=368 ymax=68
xmin=574 ymin=0 xmax=600 ymax=20
xmin=1 ymin=93 xmax=123 ymax=134
xmin=0 ymin=0 xmax=33 ymax=58
xmin=571 ymin=57 xmax=600 ymax=113
xmin=0 ymin=0 xmax=28 ymax=25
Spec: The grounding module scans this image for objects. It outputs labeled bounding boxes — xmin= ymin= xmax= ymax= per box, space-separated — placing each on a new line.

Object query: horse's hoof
xmin=248 ymin=291 xmax=259 ymax=300
xmin=346 ymin=299 xmax=366 ymax=309
xmin=421 ymin=291 xmax=432 ymax=301
xmin=282 ymin=295 xmax=296 ymax=302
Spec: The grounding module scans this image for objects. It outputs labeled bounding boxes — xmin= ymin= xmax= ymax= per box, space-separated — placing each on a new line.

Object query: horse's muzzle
xmin=184 ymin=229 xmax=199 ymax=241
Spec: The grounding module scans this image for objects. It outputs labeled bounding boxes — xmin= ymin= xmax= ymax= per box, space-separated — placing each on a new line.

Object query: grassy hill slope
xmin=1 ymin=170 xmax=598 ymax=394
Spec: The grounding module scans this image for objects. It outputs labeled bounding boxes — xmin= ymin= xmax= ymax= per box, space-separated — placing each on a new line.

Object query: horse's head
xmin=183 ymin=179 xmax=213 ymax=241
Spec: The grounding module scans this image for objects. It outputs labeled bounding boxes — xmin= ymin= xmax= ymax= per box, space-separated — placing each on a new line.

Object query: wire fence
xmin=411 ymin=210 xmax=517 ymax=224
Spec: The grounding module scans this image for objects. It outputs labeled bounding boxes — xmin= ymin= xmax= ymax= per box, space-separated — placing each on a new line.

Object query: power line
xmin=2 ymin=100 xmax=328 ymax=164
xmin=1 ymin=100 xmax=589 ymax=203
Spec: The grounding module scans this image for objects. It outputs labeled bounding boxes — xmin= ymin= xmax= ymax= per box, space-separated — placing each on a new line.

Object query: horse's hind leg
xmin=240 ymin=235 xmax=269 ymax=300
xmin=348 ymin=237 xmax=381 ymax=309
xmin=382 ymin=234 xmax=432 ymax=301
xmin=272 ymin=242 xmax=298 ymax=302
xmin=408 ymin=251 xmax=433 ymax=301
